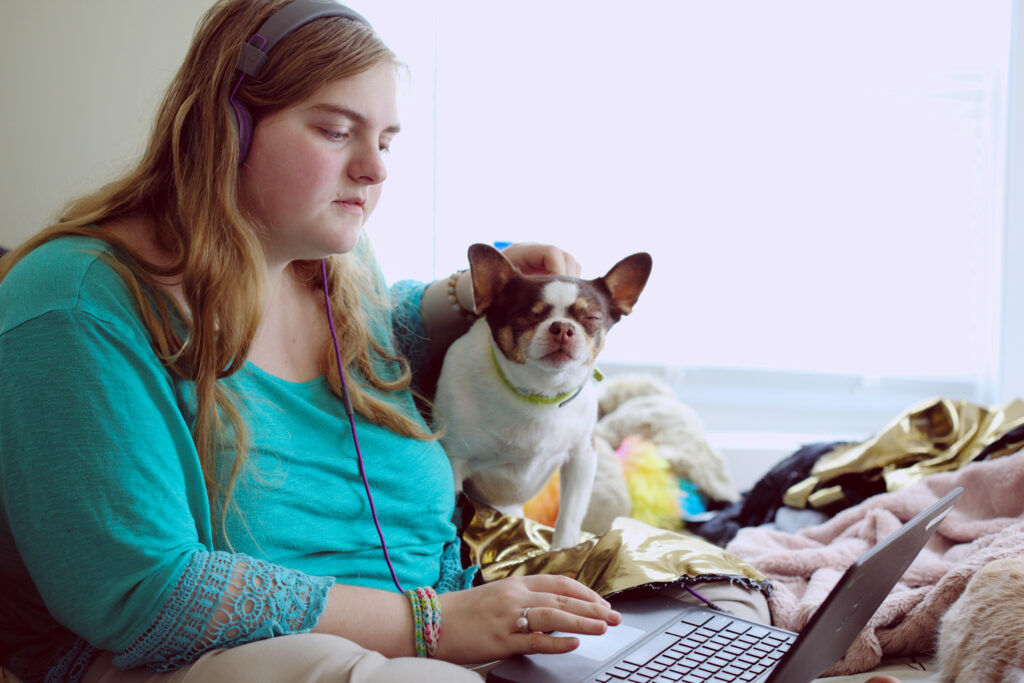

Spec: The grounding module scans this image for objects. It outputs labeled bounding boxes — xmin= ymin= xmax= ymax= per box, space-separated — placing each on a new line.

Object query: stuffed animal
xmin=525 ymin=373 xmax=738 ymax=535
xmin=615 ymin=435 xmax=686 ymax=531
xmin=594 ymin=374 xmax=739 ymax=507
xmin=935 ymin=555 xmax=1024 ymax=682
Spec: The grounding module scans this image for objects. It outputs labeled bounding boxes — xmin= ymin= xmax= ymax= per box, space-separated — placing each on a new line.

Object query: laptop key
xmin=746 ymin=626 xmax=771 ymax=639
xmin=666 ymin=623 xmax=698 ymax=639
xmin=622 ymin=633 xmax=683 ymax=668
xmin=679 ymin=612 xmax=713 ymax=627
xmin=705 ymin=615 xmax=734 ymax=631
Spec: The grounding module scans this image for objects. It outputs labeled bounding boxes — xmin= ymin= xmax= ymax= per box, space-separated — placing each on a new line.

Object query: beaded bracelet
xmin=446 ymin=270 xmax=477 ymax=319
xmin=416 ymin=586 xmax=441 ymax=656
xmin=405 ymin=586 xmax=442 ymax=657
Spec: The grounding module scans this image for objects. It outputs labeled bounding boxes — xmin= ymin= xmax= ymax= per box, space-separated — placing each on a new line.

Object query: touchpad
xmin=550 ymin=624 xmax=647 ymax=661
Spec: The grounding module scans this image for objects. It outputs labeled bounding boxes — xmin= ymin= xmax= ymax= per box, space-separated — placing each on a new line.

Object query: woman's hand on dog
xmin=434 ymin=574 xmax=621 ymax=664
xmin=500 ymin=242 xmax=582 ymax=277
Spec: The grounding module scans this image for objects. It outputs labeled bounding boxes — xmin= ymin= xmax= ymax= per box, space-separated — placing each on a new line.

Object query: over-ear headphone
xmin=230 ymin=0 xmax=370 ymax=162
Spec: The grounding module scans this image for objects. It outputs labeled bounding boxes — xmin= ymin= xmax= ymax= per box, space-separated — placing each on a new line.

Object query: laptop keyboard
xmin=590 ymin=611 xmax=796 ymax=683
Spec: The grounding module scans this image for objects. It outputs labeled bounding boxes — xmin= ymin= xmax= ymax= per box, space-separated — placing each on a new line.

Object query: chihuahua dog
xmin=434 ymin=244 xmax=652 ymax=549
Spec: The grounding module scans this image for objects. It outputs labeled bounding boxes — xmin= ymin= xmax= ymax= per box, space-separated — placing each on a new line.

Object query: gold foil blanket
xmin=785 ymin=397 xmax=1024 ymax=510
xmin=462 ymin=498 xmax=769 ymax=597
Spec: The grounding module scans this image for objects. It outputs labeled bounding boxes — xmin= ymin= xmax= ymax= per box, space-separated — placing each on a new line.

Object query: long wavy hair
xmin=0 ymin=0 xmax=433 ymax=538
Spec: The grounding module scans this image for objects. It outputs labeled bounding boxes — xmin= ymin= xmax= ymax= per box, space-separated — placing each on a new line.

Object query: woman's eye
xmin=321 ymin=128 xmax=349 ymax=141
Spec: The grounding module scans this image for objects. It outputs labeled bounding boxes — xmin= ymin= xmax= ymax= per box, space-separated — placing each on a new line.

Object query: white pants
xmin=82 ymin=580 xmax=769 ymax=683
xmin=82 ymin=635 xmax=484 ymax=683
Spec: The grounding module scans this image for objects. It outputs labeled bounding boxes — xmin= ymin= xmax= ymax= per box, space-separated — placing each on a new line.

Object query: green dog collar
xmin=489 ymin=345 xmax=602 ymax=407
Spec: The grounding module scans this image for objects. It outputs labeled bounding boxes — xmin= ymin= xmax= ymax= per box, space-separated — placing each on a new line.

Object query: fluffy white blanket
xmin=725 ymin=450 xmax=1024 ymax=676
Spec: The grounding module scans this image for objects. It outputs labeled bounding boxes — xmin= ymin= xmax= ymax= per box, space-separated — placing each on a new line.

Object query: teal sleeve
xmin=0 ymin=305 xmax=209 ymax=653
xmin=0 ymin=249 xmax=334 ymax=671
xmin=389 ymin=279 xmax=430 ymax=379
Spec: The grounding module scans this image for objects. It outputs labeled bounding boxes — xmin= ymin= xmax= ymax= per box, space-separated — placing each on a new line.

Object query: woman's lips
xmin=333 ymin=198 xmax=364 ymax=215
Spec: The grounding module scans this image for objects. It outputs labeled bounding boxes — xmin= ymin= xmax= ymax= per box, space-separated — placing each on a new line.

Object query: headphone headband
xmin=239 ymin=0 xmax=370 ymax=79
xmin=231 ymin=0 xmax=371 ymax=161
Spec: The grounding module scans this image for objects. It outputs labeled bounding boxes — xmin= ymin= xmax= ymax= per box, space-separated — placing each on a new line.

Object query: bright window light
xmin=369 ymin=1 xmax=1012 ymax=390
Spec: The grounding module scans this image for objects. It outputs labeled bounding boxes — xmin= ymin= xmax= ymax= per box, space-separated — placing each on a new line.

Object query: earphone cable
xmin=320 ymin=259 xmax=405 ymax=594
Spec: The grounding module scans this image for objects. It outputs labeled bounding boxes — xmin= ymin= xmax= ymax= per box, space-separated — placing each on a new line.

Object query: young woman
xmin=0 ymin=1 xmax=619 ymax=681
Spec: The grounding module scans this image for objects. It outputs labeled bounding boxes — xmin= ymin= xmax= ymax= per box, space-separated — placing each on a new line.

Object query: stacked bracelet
xmin=446 ymin=271 xmax=477 ymax=319
xmin=405 ymin=586 xmax=442 ymax=658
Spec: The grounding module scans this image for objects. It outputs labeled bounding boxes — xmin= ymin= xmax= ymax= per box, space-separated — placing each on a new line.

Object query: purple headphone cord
xmin=320 ymin=265 xmax=727 ymax=608
xmin=320 ymin=259 xmax=405 ymax=594
xmin=684 ymin=584 xmax=728 ymax=613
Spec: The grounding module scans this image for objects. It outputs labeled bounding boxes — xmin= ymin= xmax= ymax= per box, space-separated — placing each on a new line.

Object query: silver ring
xmin=516 ymin=607 xmax=531 ymax=634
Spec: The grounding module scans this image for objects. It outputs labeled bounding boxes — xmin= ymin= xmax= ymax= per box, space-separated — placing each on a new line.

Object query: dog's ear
xmin=467 ymin=243 xmax=519 ymax=314
xmin=599 ymin=252 xmax=652 ymax=317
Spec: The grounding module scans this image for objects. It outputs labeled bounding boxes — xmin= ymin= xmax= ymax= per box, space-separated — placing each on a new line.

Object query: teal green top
xmin=0 ymin=236 xmax=472 ymax=681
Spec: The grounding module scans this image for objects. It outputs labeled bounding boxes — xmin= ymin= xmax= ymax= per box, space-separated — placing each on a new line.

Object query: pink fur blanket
xmin=725 ymin=450 xmax=1024 ymax=676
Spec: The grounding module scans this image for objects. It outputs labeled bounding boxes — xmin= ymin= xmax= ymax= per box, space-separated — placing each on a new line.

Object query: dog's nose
xmin=549 ymin=321 xmax=575 ymax=342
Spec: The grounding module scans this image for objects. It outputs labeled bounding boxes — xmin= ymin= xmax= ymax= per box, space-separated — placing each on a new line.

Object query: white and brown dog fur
xmin=434 ymin=244 xmax=652 ymax=549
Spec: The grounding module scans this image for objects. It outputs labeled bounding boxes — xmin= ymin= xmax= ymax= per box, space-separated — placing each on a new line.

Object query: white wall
xmin=0 ymin=1 xmax=213 ymax=248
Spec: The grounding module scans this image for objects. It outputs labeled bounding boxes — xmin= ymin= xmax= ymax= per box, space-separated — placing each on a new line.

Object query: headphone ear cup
xmin=230 ymin=95 xmax=254 ymax=162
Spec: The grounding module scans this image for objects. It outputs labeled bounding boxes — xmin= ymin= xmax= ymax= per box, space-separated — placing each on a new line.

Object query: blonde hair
xmin=0 ymin=0 xmax=432 ymax=538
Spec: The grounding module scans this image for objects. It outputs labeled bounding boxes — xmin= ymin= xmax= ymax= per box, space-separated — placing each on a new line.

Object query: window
xmin=368 ymin=1 xmax=1016 ymax=480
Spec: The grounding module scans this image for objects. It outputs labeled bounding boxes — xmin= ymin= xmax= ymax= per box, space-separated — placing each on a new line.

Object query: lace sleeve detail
xmin=389 ymin=279 xmax=430 ymax=377
xmin=436 ymin=535 xmax=478 ymax=593
xmin=113 ymin=551 xmax=334 ymax=672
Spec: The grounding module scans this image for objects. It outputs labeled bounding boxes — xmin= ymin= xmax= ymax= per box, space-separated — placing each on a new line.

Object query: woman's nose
xmin=348 ymin=142 xmax=387 ymax=185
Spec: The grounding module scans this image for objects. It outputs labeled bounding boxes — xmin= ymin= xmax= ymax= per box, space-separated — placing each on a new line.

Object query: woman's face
xmin=238 ymin=62 xmax=399 ymax=265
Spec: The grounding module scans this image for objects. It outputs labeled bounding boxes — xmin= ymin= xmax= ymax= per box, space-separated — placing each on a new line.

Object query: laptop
xmin=487 ymin=486 xmax=962 ymax=683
